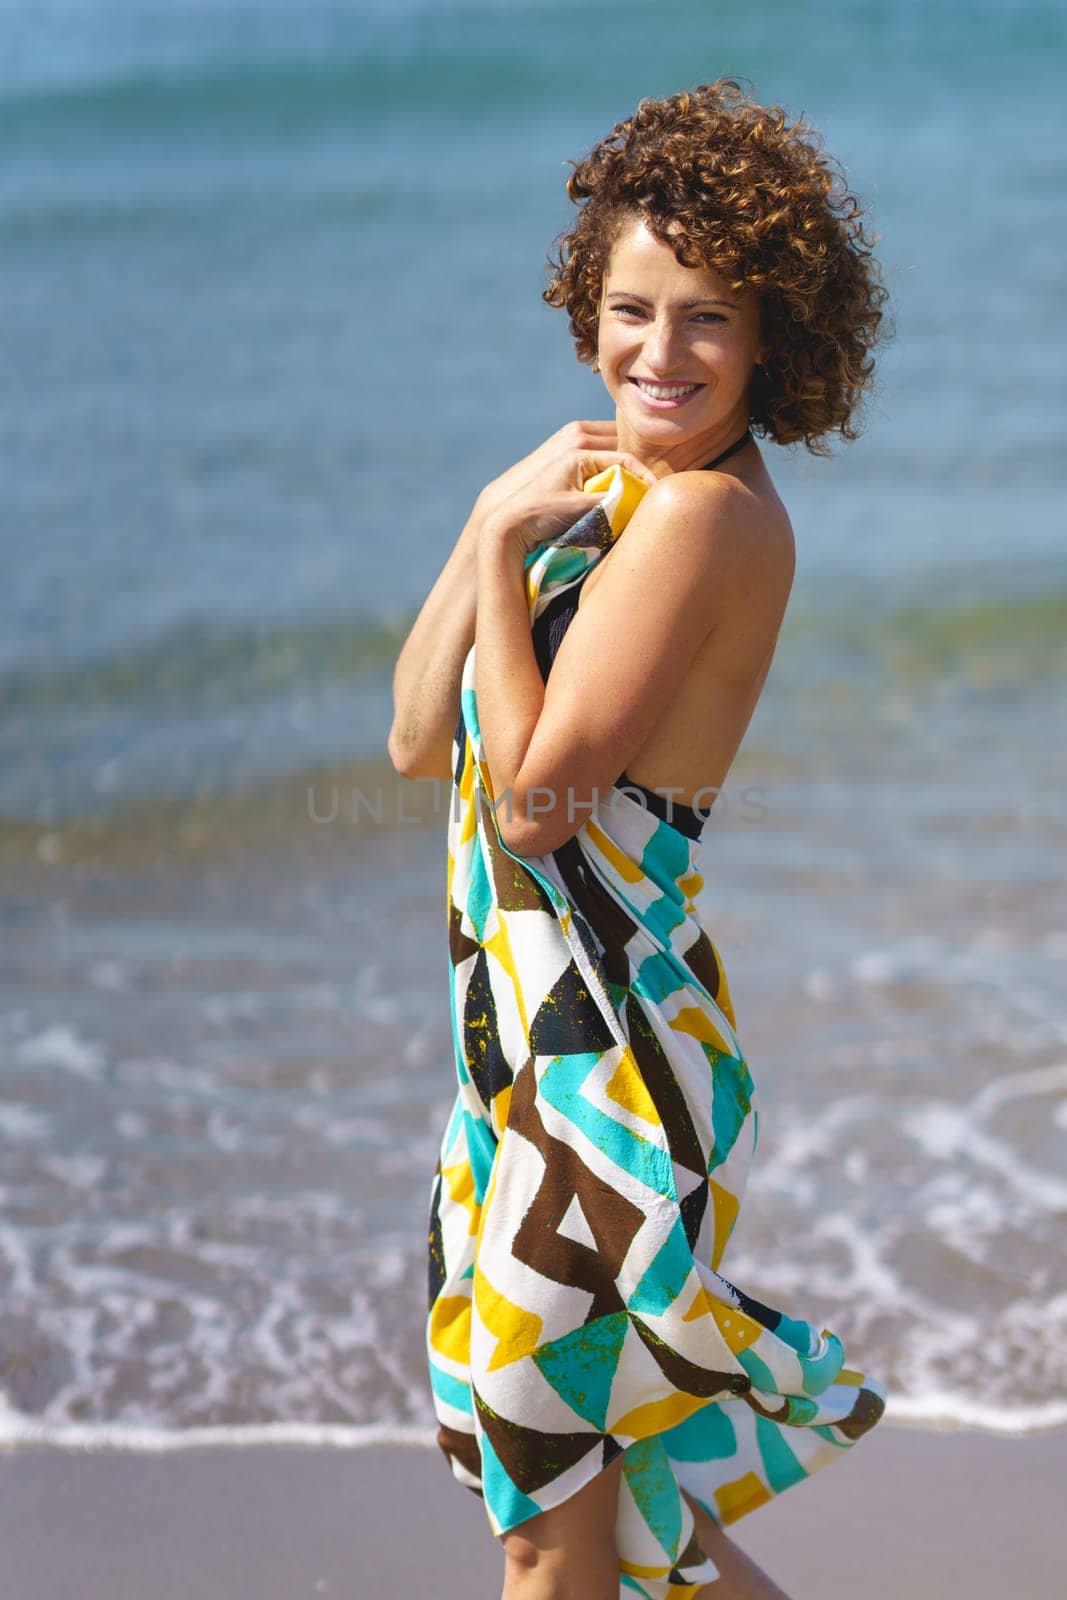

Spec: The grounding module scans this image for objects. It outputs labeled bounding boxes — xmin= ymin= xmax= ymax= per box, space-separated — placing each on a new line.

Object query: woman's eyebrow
xmin=605 ymin=291 xmax=739 ymax=308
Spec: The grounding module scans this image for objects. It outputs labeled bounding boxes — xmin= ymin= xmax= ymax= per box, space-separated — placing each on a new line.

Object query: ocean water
xmin=2 ymin=0 xmax=1066 ymax=1453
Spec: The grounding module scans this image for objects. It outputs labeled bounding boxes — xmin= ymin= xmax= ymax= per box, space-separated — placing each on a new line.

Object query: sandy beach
xmin=1 ymin=1422 xmax=1064 ymax=1598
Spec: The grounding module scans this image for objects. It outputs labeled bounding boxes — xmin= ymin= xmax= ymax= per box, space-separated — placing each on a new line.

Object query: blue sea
xmin=2 ymin=0 xmax=1066 ymax=1452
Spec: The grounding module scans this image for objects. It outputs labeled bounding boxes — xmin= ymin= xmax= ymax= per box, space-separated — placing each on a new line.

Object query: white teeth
xmin=634 ymin=380 xmax=700 ymax=399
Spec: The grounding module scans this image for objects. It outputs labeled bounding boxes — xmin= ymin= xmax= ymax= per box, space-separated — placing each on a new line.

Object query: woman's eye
xmin=610 ymin=306 xmax=726 ymax=324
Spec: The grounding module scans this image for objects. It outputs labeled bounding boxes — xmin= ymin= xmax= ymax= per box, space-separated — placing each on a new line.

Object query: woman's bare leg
xmin=683 ymin=1490 xmax=794 ymax=1600
xmin=499 ymin=1454 xmax=624 ymax=1600
xmin=496 ymin=1459 xmax=791 ymax=1600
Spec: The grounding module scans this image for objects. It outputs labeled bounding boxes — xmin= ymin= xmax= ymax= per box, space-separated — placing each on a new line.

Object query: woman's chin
xmin=619 ymin=407 xmax=705 ymax=453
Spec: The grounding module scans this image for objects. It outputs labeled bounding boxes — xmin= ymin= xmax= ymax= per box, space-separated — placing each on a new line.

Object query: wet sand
xmin=1 ymin=1423 xmax=1064 ymax=1598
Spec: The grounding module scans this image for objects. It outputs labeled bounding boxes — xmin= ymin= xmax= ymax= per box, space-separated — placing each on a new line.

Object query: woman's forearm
xmin=474 ymin=526 xmax=546 ymax=826
xmin=388 ymin=499 xmax=487 ymax=777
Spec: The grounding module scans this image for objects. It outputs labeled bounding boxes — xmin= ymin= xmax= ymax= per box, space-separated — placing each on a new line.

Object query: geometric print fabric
xmin=428 ymin=463 xmax=886 ymax=1596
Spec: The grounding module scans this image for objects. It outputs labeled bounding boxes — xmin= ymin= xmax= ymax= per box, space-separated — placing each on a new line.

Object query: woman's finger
xmin=558 ymin=419 xmax=617 ymax=439
xmin=619 ymin=453 xmax=659 ymax=485
xmin=576 ymin=451 xmax=658 ymax=487
xmin=548 ymin=490 xmax=606 ymax=520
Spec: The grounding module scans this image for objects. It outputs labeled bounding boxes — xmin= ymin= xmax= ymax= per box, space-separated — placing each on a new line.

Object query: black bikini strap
xmin=701 ymin=426 xmax=753 ymax=472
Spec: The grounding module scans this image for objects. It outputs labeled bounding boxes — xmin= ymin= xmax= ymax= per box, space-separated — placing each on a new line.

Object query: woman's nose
xmin=642 ymin=318 xmax=684 ymax=373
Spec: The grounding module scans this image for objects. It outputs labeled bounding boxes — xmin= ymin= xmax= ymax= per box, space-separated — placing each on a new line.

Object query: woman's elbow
xmin=499 ymin=823 xmax=552 ymax=858
xmin=387 ymin=726 xmax=451 ymax=781
xmin=497 ymin=795 xmax=581 ymax=858
xmin=387 ymin=726 xmax=417 ymax=776
xmin=497 ymin=817 xmax=540 ymax=857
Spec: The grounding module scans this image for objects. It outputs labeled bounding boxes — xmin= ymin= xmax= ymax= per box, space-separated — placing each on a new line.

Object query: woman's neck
xmin=617 ymin=405 xmax=753 ymax=478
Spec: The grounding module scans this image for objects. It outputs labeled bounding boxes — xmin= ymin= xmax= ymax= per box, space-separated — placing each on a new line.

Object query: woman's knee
xmin=499 ymin=1455 xmax=624 ymax=1596
xmin=501 ymin=1529 xmax=618 ymax=1598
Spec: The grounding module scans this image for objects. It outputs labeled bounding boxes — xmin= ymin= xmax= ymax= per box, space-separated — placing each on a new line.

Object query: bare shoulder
xmin=646 ymin=460 xmax=794 ymax=547
xmin=630 ymin=462 xmax=796 ymax=614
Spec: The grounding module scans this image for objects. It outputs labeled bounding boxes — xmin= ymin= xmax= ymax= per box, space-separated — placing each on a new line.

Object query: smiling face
xmin=595 ymin=214 xmax=767 ymax=473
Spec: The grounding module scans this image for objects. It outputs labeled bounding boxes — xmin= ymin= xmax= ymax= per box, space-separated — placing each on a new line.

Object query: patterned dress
xmin=426 ymin=461 xmax=886 ymax=1596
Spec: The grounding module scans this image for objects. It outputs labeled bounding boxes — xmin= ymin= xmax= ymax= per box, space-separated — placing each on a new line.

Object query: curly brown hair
xmin=543 ymin=79 xmax=891 ymax=455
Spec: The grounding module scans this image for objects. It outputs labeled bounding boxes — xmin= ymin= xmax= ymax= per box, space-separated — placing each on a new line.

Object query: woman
xmin=390 ymin=79 xmax=890 ymax=1600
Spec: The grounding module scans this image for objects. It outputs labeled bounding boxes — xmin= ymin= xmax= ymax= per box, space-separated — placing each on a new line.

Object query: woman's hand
xmin=477 ymin=420 xmax=658 ymax=556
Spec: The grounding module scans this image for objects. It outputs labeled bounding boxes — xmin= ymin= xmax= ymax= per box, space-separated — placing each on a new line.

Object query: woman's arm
xmin=387 ymin=421 xmax=653 ymax=781
xmin=387 ymin=498 xmax=486 ymax=781
xmin=477 ymin=470 xmax=788 ymax=858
